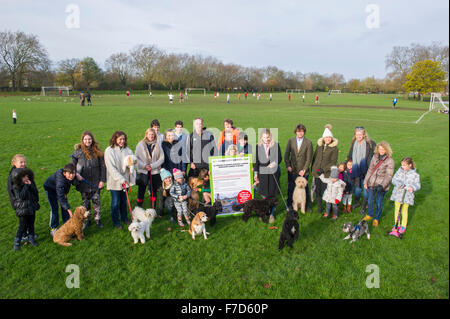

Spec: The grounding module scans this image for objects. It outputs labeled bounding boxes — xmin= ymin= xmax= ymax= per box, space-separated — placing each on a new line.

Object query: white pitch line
xmin=414 ymin=110 xmax=432 ymax=124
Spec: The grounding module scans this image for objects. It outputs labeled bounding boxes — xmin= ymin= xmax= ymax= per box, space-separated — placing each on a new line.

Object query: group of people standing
xmin=284 ymin=124 xmax=420 ymax=230
xmin=7 ymin=117 xmax=421 ymax=250
xmin=79 ymin=91 xmax=92 ymax=106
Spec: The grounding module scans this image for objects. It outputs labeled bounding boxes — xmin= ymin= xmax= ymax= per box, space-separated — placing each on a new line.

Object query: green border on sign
xmin=209 ymin=154 xmax=253 ymax=217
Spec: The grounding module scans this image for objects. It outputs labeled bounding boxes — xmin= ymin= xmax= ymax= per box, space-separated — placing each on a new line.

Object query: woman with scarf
xmin=346 ymin=127 xmax=376 ymax=214
xmin=135 ymin=128 xmax=165 ymax=208
xmin=362 ymin=141 xmax=395 ymax=227
xmin=254 ymin=128 xmax=282 ymax=224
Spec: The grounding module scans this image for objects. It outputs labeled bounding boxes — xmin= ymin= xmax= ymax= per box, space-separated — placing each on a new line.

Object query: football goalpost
xmin=429 ymin=93 xmax=449 ymax=111
xmin=41 ymin=86 xmax=71 ymax=96
xmin=185 ymin=88 xmax=206 ymax=96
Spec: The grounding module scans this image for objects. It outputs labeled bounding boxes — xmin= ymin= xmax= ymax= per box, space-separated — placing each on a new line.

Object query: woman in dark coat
xmin=346 ymin=126 xmax=376 ymax=212
xmin=161 ymin=129 xmax=187 ymax=174
xmin=311 ymin=124 xmax=339 ymax=214
xmin=254 ymin=128 xmax=282 ymax=223
xmin=70 ymin=131 xmax=106 ymax=228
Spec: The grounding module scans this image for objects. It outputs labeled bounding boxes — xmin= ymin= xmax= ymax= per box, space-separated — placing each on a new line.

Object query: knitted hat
xmin=322 ymin=124 xmax=333 ymax=138
xmin=172 ymin=168 xmax=183 ymax=180
xmin=160 ymin=168 xmax=172 ymax=181
xmin=330 ymin=166 xmax=339 ymax=179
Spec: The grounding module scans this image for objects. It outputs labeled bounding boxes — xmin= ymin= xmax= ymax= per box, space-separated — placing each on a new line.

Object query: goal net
xmin=329 ymin=90 xmax=341 ymax=94
xmin=429 ymin=93 xmax=449 ymax=111
xmin=185 ymin=88 xmax=206 ymax=96
xmin=41 ymin=86 xmax=71 ymax=96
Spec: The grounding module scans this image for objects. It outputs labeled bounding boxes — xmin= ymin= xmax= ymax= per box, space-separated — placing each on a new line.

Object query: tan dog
xmin=292 ymin=176 xmax=308 ymax=214
xmin=53 ymin=206 xmax=90 ymax=247
xmin=188 ymin=178 xmax=204 ymax=212
xmin=188 ymin=169 xmax=208 ymax=212
xmin=187 ymin=211 xmax=209 ymax=240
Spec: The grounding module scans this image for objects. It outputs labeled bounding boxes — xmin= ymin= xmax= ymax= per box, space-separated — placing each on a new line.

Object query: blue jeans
xmin=110 ymin=190 xmax=129 ymax=226
xmin=45 ymin=189 xmax=70 ymax=229
xmin=353 ymin=176 xmax=368 ymax=199
xmin=366 ymin=187 xmax=387 ymax=221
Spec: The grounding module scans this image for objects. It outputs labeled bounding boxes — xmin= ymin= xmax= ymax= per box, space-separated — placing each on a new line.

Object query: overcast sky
xmin=1 ymin=0 xmax=448 ymax=79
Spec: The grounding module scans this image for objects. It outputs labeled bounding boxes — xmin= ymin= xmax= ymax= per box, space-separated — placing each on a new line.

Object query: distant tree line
xmin=0 ymin=30 xmax=448 ymax=94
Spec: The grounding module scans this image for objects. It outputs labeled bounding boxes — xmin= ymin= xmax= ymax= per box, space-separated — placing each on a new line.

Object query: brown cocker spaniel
xmin=53 ymin=206 xmax=90 ymax=247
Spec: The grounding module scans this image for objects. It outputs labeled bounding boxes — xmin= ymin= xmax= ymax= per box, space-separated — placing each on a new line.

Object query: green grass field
xmin=0 ymin=92 xmax=448 ymax=299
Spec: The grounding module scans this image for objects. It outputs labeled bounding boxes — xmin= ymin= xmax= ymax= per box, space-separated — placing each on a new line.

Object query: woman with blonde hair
xmin=362 ymin=141 xmax=395 ymax=227
xmin=346 ymin=126 xmax=376 ymax=213
xmin=135 ymin=128 xmax=165 ymax=208
xmin=254 ymin=128 xmax=282 ymax=223
xmin=70 ymin=130 xmax=106 ymax=228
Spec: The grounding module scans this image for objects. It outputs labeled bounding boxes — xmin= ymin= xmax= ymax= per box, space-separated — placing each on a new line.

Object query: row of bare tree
xmin=0 ymin=30 xmax=448 ymax=92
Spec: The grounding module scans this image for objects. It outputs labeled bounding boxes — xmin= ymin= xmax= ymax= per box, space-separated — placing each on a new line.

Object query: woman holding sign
xmin=254 ymin=128 xmax=282 ymax=223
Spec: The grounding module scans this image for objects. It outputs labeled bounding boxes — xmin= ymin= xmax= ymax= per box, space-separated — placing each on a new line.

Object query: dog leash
xmin=272 ymin=173 xmax=289 ymax=211
xmin=148 ymin=169 xmax=156 ymax=209
xmin=123 ymin=171 xmax=134 ymax=221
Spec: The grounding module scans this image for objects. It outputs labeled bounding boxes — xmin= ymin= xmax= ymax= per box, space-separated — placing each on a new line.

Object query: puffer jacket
xmin=311 ymin=138 xmax=339 ymax=178
xmin=12 ymin=168 xmax=40 ymax=216
xmin=187 ymin=130 xmax=217 ymax=170
xmin=161 ymin=140 xmax=187 ymax=173
xmin=44 ymin=168 xmax=78 ymax=211
xmin=7 ymin=166 xmax=22 ymax=209
xmin=342 ymin=170 xmax=353 ymax=194
xmin=390 ymin=168 xmax=421 ymax=205
xmin=104 ymin=145 xmax=136 ymax=191
xmin=70 ymin=144 xmax=106 ymax=193
xmin=169 ymin=181 xmax=191 ymax=202
xmin=319 ymin=174 xmax=346 ymax=204
xmin=364 ymin=154 xmax=395 ymax=191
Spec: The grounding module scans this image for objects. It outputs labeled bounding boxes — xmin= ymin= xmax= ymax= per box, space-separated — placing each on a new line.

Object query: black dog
xmin=278 ymin=209 xmax=299 ymax=250
xmin=193 ymin=201 xmax=222 ymax=226
xmin=232 ymin=197 xmax=278 ymax=223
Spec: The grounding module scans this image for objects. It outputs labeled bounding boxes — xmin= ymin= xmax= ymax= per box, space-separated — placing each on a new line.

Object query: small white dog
xmin=132 ymin=206 xmax=156 ymax=239
xmin=123 ymin=154 xmax=137 ymax=173
xmin=292 ymin=176 xmax=308 ymax=214
xmin=128 ymin=221 xmax=148 ymax=244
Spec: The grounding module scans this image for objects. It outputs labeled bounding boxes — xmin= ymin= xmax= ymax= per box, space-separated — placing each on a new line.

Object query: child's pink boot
xmin=389 ymin=226 xmax=400 ymax=237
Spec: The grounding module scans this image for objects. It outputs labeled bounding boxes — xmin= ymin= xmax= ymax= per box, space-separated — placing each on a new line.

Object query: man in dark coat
xmin=284 ymin=123 xmax=313 ymax=212
xmin=186 ymin=117 xmax=217 ymax=178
